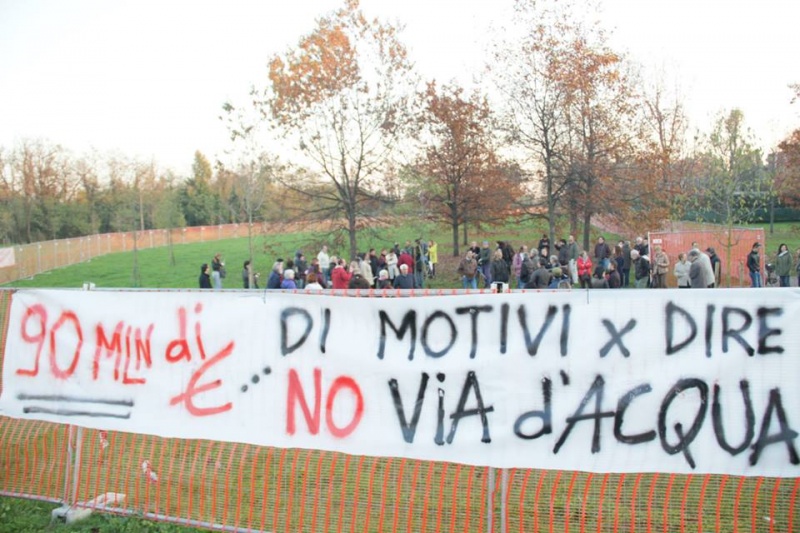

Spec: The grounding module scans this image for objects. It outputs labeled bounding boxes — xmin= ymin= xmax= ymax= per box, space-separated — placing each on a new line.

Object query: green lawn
xmin=0 ymin=495 xmax=204 ymax=532
xmin=2 ymin=219 xmax=560 ymax=290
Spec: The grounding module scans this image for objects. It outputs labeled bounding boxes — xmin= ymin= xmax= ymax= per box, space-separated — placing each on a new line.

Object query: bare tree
xmin=243 ymin=0 xmax=415 ymax=260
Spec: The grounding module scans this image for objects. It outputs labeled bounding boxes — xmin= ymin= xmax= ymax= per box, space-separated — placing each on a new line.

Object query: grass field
xmin=1 ymin=219 xmax=558 ymax=290
xmin=0 ymin=494 xmax=203 ymax=532
xmin=4 ymin=220 xmax=797 ymax=291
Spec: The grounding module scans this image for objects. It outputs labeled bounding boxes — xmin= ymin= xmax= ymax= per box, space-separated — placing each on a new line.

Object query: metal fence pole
xmin=70 ymin=427 xmax=84 ymax=505
xmin=487 ymin=467 xmax=495 ymax=533
xmin=500 ymin=468 xmax=508 ymax=533
xmin=61 ymin=425 xmax=76 ymax=505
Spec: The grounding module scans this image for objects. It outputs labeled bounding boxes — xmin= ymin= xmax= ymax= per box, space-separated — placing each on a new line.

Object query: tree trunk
xmin=347 ymin=208 xmax=358 ymax=261
xmin=582 ymin=211 xmax=592 ymax=253
xmin=131 ymin=231 xmax=141 ymax=288
xmin=769 ymin=194 xmax=775 ymax=235
xmin=725 ymin=225 xmax=733 ymax=288
xmin=451 ymin=219 xmax=460 ymax=257
xmin=168 ymin=228 xmax=176 ymax=267
xmin=547 ymin=208 xmax=556 ymax=252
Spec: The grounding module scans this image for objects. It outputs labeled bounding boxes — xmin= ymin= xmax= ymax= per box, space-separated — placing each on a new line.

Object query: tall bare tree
xmin=251 ymin=0 xmax=414 ymax=260
xmin=490 ymin=0 xmax=574 ymax=245
xmin=691 ymin=109 xmax=766 ymax=285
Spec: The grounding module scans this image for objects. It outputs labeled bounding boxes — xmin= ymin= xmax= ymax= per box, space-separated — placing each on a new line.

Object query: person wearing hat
xmin=747 ymin=242 xmax=762 ymax=288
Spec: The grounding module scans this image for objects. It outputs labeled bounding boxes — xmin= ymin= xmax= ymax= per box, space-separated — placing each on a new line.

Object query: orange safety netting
xmin=649 ymin=227 xmax=766 ymax=288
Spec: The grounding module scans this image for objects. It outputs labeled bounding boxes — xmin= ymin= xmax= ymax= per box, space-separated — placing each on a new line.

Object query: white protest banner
xmin=1 ymin=288 xmax=798 ymax=477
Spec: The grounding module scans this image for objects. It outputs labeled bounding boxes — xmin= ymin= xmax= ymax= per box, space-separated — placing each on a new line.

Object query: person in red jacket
xmin=330 ymin=259 xmax=352 ymax=289
xmin=577 ymin=250 xmax=593 ymax=289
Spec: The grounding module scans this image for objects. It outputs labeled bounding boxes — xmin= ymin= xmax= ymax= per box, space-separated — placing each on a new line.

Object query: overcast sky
xmin=1 ymin=0 xmax=798 ymax=174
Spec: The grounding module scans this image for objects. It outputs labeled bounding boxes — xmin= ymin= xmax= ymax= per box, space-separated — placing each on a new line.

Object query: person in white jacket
xmin=673 ymin=252 xmax=691 ymax=288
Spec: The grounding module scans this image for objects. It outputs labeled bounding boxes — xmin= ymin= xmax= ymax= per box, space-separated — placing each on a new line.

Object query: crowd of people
xmin=198 ymin=234 xmax=800 ymax=291
xmin=454 ymin=235 xmax=800 ymax=290
xmin=198 ymin=239 xmax=439 ymax=290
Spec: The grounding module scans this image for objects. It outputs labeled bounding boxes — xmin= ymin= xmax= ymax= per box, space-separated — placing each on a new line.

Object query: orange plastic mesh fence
xmin=0 ymin=222 xmax=309 ymax=285
xmin=648 ymin=227 xmax=766 ymax=288
xmin=1 ymin=290 xmax=798 ymax=532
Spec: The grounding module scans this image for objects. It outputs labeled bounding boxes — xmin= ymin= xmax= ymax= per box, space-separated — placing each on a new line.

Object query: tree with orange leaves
xmin=775 ymin=129 xmax=800 ymax=207
xmin=412 ymin=81 xmax=522 ymax=256
xmin=558 ymin=29 xmax=639 ymax=249
xmin=491 ymin=0 xmax=639 ymax=249
xmin=774 ymin=84 xmax=800 ymax=207
xmin=608 ymin=79 xmax=694 ymax=234
xmin=259 ymin=0 xmax=414 ymax=260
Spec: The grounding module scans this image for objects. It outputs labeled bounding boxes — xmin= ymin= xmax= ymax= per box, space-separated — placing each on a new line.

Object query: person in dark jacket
xmin=478 ymin=241 xmax=492 ymax=288
xmin=519 ymin=253 xmax=535 ymax=287
xmin=393 ymin=264 xmax=415 ymax=289
xmin=199 ymin=263 xmax=212 ymax=289
xmin=590 ymin=265 xmax=609 ymax=289
xmin=706 ymin=247 xmax=721 ymax=288
xmin=631 ymin=250 xmax=651 ymax=289
xmin=266 ymin=259 xmax=284 ymax=289
xmin=211 ymin=253 xmax=224 ymax=289
xmin=525 ymin=259 xmax=552 ymax=289
xmin=594 ymin=236 xmax=611 ymax=270
xmin=348 ymin=272 xmax=372 ymax=289
xmin=242 ymin=260 xmax=259 ymax=289
xmin=294 ymin=252 xmax=307 ymax=289
xmin=606 ymin=262 xmax=621 ymax=289
xmin=621 ymin=240 xmax=632 ymax=287
xmin=547 ymin=267 xmax=571 ymax=289
xmin=747 ymin=242 xmax=762 ymax=288
xmin=775 ymin=243 xmax=793 ymax=287
xmin=556 ymin=239 xmax=569 ymax=267
xmin=490 ymin=249 xmax=510 ymax=284
xmin=537 ymin=234 xmax=550 ymax=254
